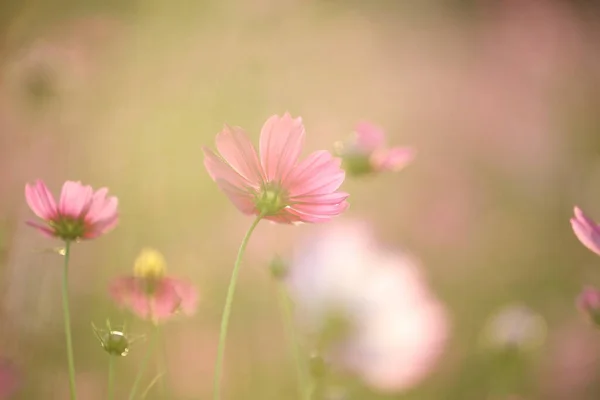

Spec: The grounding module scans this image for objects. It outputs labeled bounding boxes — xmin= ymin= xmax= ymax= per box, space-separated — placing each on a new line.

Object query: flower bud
xmin=309 ymin=352 xmax=327 ymax=380
xmin=100 ymin=331 xmax=130 ymax=357
xmin=134 ymin=248 xmax=166 ymax=279
xmin=577 ymin=286 xmax=600 ymax=326
xmin=269 ymin=255 xmax=288 ymax=280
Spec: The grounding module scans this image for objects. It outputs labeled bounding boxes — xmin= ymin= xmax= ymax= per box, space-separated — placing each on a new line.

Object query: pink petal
xmin=286 ymin=151 xmax=346 ymax=197
xmin=291 ymin=191 xmax=350 ymax=206
xmin=58 ymin=181 xmax=94 ymax=218
xmin=285 ymin=207 xmax=341 ymax=223
xmin=355 ymin=121 xmax=385 ymax=152
xmin=290 ymin=200 xmax=349 ymax=219
xmin=25 ymin=180 xmax=57 ymax=220
xmin=25 ymin=221 xmax=57 ymax=238
xmin=372 ymin=147 xmax=416 ymax=172
xmin=109 ymin=277 xmax=152 ymax=319
xmin=204 ymin=148 xmax=258 ymax=214
xmin=216 ymin=125 xmax=265 ymax=184
xmin=86 ymin=190 xmax=119 ymax=227
xmin=259 ymin=113 xmax=305 ymax=182
xmin=163 ymin=278 xmax=199 ymax=316
xmin=203 ymin=148 xmax=256 ymax=190
xmin=572 ymin=219 xmax=600 ymax=255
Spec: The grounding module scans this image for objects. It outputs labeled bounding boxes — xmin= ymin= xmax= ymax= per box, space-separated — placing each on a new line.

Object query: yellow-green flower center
xmin=49 ymin=217 xmax=87 ymax=241
xmin=254 ymin=183 xmax=288 ymax=216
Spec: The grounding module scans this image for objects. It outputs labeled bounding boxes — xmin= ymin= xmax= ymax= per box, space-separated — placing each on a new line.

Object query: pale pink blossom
xmin=203 ymin=113 xmax=349 ymax=224
xmin=25 ymin=180 xmax=118 ymax=241
xmin=287 ymin=220 xmax=448 ymax=393
xmin=110 ymin=277 xmax=198 ymax=323
xmin=109 ymin=248 xmax=198 ymax=323
xmin=571 ymin=206 xmax=600 ymax=256
xmin=336 ymin=121 xmax=415 ymax=176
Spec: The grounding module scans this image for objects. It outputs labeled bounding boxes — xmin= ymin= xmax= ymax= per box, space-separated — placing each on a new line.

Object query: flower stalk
xmin=213 ymin=215 xmax=263 ymax=400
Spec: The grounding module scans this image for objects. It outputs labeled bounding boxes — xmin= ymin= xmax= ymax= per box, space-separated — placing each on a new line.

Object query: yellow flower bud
xmin=133 ymin=248 xmax=166 ymax=278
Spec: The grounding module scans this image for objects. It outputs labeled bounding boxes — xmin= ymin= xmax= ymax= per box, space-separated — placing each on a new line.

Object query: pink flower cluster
xmin=19 ymin=112 xmax=418 ymax=397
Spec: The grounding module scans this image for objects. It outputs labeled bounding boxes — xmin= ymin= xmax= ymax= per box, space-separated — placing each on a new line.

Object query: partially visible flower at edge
xmin=0 ymin=359 xmax=19 ymax=399
xmin=109 ymin=248 xmax=198 ymax=324
xmin=335 ymin=121 xmax=415 ymax=177
xmin=25 ymin=179 xmax=119 ymax=241
xmin=577 ymin=286 xmax=600 ymax=327
xmin=571 ymin=206 xmax=600 ymax=256
xmin=203 ymin=113 xmax=349 ymax=224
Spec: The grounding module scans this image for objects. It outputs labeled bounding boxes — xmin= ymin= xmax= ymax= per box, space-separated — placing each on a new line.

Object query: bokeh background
xmin=3 ymin=0 xmax=600 ymax=398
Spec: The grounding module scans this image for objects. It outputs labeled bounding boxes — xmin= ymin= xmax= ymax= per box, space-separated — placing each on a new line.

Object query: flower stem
xmin=213 ymin=215 xmax=263 ymax=400
xmin=61 ymin=240 xmax=77 ymax=400
xmin=129 ymin=329 xmax=159 ymax=400
xmin=277 ymin=285 xmax=309 ymax=400
xmin=156 ymin=325 xmax=167 ymax=397
xmin=107 ymin=356 xmax=115 ymax=400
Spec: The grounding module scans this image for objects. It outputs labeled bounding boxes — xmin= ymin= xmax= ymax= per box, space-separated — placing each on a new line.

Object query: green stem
xmin=129 ymin=329 xmax=159 ymax=400
xmin=156 ymin=325 xmax=167 ymax=397
xmin=61 ymin=240 xmax=77 ymax=400
xmin=277 ymin=285 xmax=309 ymax=400
xmin=213 ymin=216 xmax=263 ymax=400
xmin=107 ymin=356 xmax=115 ymax=400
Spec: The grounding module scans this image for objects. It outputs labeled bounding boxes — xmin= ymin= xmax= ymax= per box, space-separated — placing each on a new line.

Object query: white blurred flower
xmin=482 ymin=304 xmax=546 ymax=350
xmin=286 ymin=219 xmax=449 ymax=393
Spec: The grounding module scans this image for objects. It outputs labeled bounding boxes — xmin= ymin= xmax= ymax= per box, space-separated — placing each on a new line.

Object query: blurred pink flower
xmin=25 ymin=180 xmax=118 ymax=241
xmin=203 ymin=113 xmax=349 ymax=224
xmin=577 ymin=286 xmax=600 ymax=326
xmin=335 ymin=121 xmax=415 ymax=177
xmin=287 ymin=219 xmax=448 ymax=393
xmin=571 ymin=207 xmax=600 ymax=256
xmin=0 ymin=359 xmax=18 ymax=399
xmin=109 ymin=248 xmax=198 ymax=323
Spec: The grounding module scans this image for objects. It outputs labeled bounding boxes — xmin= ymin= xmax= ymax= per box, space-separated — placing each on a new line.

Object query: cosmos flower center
xmin=254 ymin=182 xmax=289 ymax=216
xmin=49 ymin=216 xmax=87 ymax=241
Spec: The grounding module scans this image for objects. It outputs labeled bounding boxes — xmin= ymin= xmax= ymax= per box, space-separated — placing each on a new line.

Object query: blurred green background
xmin=3 ymin=0 xmax=600 ymax=399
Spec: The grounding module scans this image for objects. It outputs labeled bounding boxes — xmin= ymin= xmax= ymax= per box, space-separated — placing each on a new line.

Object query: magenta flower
xmin=336 ymin=121 xmax=415 ymax=177
xmin=110 ymin=248 xmax=198 ymax=323
xmin=203 ymin=113 xmax=349 ymax=224
xmin=577 ymin=286 xmax=600 ymax=326
xmin=25 ymin=180 xmax=118 ymax=241
xmin=571 ymin=206 xmax=600 ymax=256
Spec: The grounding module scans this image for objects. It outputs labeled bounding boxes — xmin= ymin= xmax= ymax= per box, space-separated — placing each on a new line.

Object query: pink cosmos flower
xmin=335 ymin=121 xmax=415 ymax=177
xmin=571 ymin=206 xmax=600 ymax=256
xmin=109 ymin=248 xmax=198 ymax=323
xmin=203 ymin=113 xmax=349 ymax=224
xmin=25 ymin=180 xmax=118 ymax=241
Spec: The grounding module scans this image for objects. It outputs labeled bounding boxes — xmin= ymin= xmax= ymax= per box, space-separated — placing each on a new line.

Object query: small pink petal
xmin=287 ymin=151 xmax=345 ymax=197
xmin=216 ymin=125 xmax=265 ymax=183
xmin=25 ymin=180 xmax=57 ymax=220
xmin=203 ymin=148 xmax=256 ymax=190
xmin=355 ymin=121 xmax=385 ymax=152
xmin=372 ymin=147 xmax=415 ymax=172
xmin=25 ymin=221 xmax=57 ymax=238
xmin=571 ymin=207 xmax=600 ymax=256
xmin=259 ymin=113 xmax=305 ymax=182
xmin=58 ymin=181 xmax=94 ymax=218
xmin=110 ymin=277 xmax=152 ymax=320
